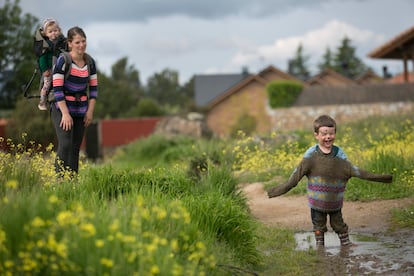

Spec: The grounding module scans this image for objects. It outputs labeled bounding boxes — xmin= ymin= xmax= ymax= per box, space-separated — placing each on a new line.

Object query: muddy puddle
xmin=295 ymin=231 xmax=414 ymax=275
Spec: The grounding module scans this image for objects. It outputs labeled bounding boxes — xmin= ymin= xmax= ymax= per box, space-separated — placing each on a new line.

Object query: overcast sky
xmin=10 ymin=0 xmax=414 ymax=84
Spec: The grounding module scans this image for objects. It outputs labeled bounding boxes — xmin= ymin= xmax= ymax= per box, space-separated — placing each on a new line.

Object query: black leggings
xmin=51 ymin=104 xmax=85 ymax=175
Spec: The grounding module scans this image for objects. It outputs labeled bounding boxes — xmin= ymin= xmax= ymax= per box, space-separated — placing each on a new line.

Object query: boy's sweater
xmin=267 ymin=145 xmax=393 ymax=212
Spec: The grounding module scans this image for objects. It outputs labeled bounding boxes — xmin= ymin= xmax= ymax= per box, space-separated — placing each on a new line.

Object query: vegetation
xmin=230 ymin=113 xmax=257 ymax=138
xmin=287 ymin=43 xmax=310 ymax=81
xmin=1 ymin=113 xmax=413 ymax=275
xmin=332 ymin=37 xmax=368 ymax=79
xmin=266 ymin=80 xmax=304 ymax=108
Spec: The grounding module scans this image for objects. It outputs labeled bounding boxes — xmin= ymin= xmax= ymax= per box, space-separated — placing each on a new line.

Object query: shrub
xmin=230 ymin=113 xmax=256 ymax=138
xmin=266 ymin=80 xmax=303 ymax=108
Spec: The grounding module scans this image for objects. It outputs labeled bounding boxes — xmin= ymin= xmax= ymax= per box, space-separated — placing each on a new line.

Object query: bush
xmin=230 ymin=113 xmax=256 ymax=138
xmin=6 ymin=98 xmax=55 ymax=147
xmin=125 ymin=97 xmax=164 ymax=117
xmin=266 ymin=80 xmax=303 ymax=108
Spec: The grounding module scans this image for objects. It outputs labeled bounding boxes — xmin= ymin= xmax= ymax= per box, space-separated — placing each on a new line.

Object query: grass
xmin=1 ymin=113 xmax=414 ymax=275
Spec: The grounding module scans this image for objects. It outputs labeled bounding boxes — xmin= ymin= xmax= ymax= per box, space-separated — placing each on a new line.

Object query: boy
xmin=267 ymin=115 xmax=393 ymax=247
xmin=37 ymin=18 xmax=65 ymax=110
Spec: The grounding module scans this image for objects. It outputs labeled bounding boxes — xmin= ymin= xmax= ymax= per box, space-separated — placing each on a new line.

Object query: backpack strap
xmin=60 ymin=52 xmax=93 ymax=81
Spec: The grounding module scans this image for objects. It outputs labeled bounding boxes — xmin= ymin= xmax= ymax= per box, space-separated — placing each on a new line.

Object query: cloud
xmin=229 ymin=20 xmax=387 ymax=73
xmin=17 ymin=0 xmax=337 ymax=27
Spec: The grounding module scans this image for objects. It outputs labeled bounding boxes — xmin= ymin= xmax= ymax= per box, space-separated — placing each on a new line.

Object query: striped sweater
xmin=52 ymin=53 xmax=98 ymax=117
xmin=267 ymin=145 xmax=393 ymax=212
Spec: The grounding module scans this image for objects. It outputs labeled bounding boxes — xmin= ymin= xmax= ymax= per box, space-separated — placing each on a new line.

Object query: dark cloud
xmin=18 ymin=0 xmax=335 ymax=27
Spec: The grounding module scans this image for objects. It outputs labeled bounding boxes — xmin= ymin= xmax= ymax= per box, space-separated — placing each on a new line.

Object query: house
xmin=385 ymin=71 xmax=414 ymax=84
xmin=194 ymin=71 xmax=251 ymax=107
xmin=368 ymin=25 xmax=414 ymax=83
xmin=355 ymin=69 xmax=384 ymax=85
xmin=205 ymin=66 xmax=302 ymax=137
xmin=305 ymin=68 xmax=356 ymax=86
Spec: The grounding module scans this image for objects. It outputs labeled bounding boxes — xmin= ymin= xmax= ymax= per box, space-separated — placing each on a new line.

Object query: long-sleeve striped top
xmin=267 ymin=144 xmax=393 ymax=212
xmin=52 ymin=53 xmax=98 ymax=117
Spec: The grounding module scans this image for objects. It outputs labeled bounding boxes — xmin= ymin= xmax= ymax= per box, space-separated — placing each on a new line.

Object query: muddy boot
xmin=315 ymin=230 xmax=324 ymax=247
xmin=338 ymin=232 xmax=352 ymax=246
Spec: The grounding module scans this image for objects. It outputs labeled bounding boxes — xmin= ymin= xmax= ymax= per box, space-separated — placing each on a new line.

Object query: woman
xmin=51 ymin=26 xmax=98 ymax=177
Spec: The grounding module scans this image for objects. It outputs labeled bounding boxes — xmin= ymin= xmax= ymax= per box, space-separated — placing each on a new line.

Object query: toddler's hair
xmin=43 ymin=18 xmax=59 ymax=31
xmin=313 ymin=115 xmax=336 ymax=133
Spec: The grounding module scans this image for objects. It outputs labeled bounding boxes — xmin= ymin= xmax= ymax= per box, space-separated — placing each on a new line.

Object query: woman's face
xmin=68 ymin=34 xmax=87 ymax=55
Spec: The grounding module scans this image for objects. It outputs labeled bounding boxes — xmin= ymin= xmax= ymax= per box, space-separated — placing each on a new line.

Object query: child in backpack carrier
xmin=37 ymin=18 xmax=65 ymax=110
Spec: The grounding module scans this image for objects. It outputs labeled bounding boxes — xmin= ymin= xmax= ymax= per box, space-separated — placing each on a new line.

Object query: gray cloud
xmin=18 ymin=0 xmax=340 ymax=26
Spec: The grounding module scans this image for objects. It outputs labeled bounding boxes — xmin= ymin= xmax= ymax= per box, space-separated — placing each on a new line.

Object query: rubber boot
xmin=338 ymin=232 xmax=352 ymax=246
xmin=314 ymin=230 xmax=324 ymax=247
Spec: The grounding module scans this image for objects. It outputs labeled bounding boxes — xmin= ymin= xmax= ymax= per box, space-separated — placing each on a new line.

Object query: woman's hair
xmin=313 ymin=115 xmax=336 ymax=133
xmin=67 ymin=26 xmax=86 ymax=42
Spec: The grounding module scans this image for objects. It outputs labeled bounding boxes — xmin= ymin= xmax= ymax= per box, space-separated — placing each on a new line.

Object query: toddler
xmin=38 ymin=18 xmax=63 ymax=110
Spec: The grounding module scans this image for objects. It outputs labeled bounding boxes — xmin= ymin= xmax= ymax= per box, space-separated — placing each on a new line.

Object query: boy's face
xmin=45 ymin=24 xmax=61 ymax=41
xmin=314 ymin=126 xmax=336 ymax=150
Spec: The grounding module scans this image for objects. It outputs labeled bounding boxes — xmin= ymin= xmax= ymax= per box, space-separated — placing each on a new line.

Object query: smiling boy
xmin=267 ymin=115 xmax=393 ymax=247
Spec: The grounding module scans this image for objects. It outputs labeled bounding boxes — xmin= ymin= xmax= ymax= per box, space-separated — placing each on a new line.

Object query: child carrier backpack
xmin=23 ymin=27 xmax=67 ymax=99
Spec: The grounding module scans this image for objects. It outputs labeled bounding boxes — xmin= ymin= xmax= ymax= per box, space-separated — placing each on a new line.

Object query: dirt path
xmin=241 ymin=182 xmax=414 ymax=233
xmin=241 ymin=183 xmax=414 ymax=275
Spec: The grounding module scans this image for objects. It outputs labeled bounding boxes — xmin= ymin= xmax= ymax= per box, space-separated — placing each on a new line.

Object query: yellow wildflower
xmin=100 ymin=258 xmax=114 ymax=268
xmin=95 ymin=239 xmax=105 ymax=248
xmin=48 ymin=195 xmax=59 ymax=204
xmin=31 ymin=217 xmax=45 ymax=228
xmin=5 ymin=180 xmax=18 ymax=190
xmin=80 ymin=223 xmax=96 ymax=237
xmin=150 ymin=265 xmax=160 ymax=275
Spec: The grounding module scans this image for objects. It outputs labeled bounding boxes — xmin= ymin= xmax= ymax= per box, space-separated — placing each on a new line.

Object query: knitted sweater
xmin=267 ymin=145 xmax=393 ymax=212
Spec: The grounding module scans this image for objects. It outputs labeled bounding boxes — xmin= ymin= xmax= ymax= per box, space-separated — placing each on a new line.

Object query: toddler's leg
xmin=38 ymin=76 xmax=51 ymax=110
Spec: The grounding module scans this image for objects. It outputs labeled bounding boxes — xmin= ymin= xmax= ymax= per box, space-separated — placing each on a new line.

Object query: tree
xmin=287 ymin=43 xmax=310 ymax=81
xmin=178 ymin=76 xmax=196 ymax=112
xmin=111 ymin=57 xmax=141 ymax=89
xmin=332 ymin=37 xmax=368 ymax=79
xmin=146 ymin=68 xmax=181 ymax=106
xmin=318 ymin=47 xmax=334 ymax=71
xmin=0 ymin=0 xmax=38 ymax=108
xmin=94 ymin=57 xmax=143 ymax=119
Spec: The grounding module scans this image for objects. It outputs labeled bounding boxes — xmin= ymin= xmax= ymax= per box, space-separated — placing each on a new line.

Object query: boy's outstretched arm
xmin=267 ymin=182 xmax=297 ymax=198
xmin=355 ymin=169 xmax=392 ymax=183
xmin=267 ymin=161 xmax=308 ymax=198
xmin=352 ymin=167 xmax=393 ymax=183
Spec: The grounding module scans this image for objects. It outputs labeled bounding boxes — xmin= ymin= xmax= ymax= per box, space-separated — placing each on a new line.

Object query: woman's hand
xmin=84 ymin=99 xmax=96 ymax=127
xmin=60 ymin=113 xmax=73 ymax=131
xmin=84 ymin=111 xmax=93 ymax=127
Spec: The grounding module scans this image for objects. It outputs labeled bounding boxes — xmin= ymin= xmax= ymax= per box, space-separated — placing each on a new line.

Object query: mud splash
xmin=295 ymin=231 xmax=414 ymax=275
